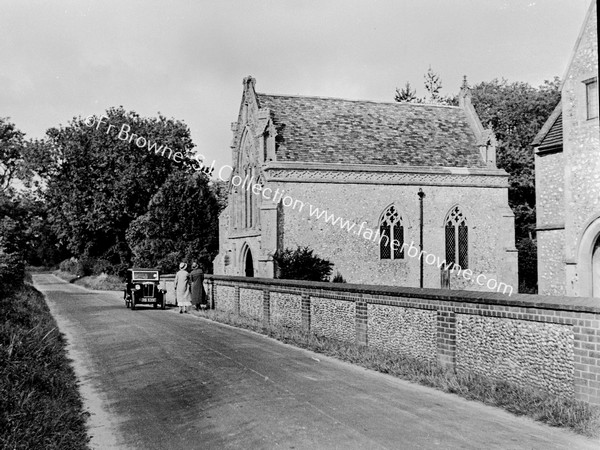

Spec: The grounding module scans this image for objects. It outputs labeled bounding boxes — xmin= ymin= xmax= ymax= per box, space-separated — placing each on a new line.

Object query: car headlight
xmin=135 ymin=284 xmax=141 ymax=290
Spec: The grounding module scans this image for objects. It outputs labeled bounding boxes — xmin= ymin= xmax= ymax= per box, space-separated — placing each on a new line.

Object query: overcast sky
xmin=0 ymin=0 xmax=592 ymax=168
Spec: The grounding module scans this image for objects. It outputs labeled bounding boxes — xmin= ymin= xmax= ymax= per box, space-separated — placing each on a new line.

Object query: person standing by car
xmin=190 ymin=261 xmax=206 ymax=311
xmin=174 ymin=262 xmax=192 ymax=314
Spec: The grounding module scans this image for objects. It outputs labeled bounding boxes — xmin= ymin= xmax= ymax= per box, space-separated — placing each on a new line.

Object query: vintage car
xmin=124 ymin=268 xmax=166 ymax=310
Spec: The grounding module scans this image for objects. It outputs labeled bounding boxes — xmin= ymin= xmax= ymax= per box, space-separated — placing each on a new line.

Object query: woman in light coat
xmin=174 ymin=262 xmax=192 ymax=314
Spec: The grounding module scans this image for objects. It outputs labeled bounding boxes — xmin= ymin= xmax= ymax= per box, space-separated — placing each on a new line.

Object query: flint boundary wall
xmin=163 ymin=274 xmax=600 ymax=405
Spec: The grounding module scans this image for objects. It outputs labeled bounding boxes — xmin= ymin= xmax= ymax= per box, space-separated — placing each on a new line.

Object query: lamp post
xmin=418 ymin=188 xmax=425 ymax=288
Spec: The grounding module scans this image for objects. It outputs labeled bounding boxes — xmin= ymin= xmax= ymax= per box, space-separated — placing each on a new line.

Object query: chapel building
xmin=213 ymin=76 xmax=518 ymax=292
xmin=532 ymin=0 xmax=599 ymax=297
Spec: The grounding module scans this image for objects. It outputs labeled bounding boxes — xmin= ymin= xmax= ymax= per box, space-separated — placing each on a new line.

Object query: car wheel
xmin=131 ymin=294 xmax=136 ymax=310
xmin=153 ymin=302 xmax=157 ymax=309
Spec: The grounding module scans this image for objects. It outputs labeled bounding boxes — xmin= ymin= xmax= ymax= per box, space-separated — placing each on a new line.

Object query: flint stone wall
xmin=239 ymin=288 xmax=263 ymax=321
xmin=201 ymin=274 xmax=600 ymax=406
xmin=270 ymin=292 xmax=302 ymax=328
xmin=311 ymin=295 xmax=356 ymax=342
xmin=216 ymin=285 xmax=236 ymax=313
xmin=367 ymin=304 xmax=437 ymax=362
xmin=456 ymin=314 xmax=573 ymax=396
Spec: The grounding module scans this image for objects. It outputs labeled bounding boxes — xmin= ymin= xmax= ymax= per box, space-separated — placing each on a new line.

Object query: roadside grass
xmin=53 ymin=270 xmax=123 ymax=291
xmin=0 ymin=284 xmax=90 ymax=449
xmin=196 ymin=309 xmax=600 ymax=439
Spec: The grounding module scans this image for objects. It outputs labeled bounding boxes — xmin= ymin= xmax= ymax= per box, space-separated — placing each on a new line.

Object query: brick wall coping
xmin=188 ymin=274 xmax=600 ymax=314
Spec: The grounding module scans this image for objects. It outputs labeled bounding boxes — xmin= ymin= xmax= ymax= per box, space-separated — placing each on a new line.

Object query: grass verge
xmin=196 ymin=309 xmax=600 ymax=439
xmin=0 ymin=284 xmax=90 ymax=449
xmin=53 ymin=270 xmax=123 ymax=291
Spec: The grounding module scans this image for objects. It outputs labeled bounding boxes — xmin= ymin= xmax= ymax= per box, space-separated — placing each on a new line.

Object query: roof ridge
xmin=256 ymin=92 xmax=461 ymax=109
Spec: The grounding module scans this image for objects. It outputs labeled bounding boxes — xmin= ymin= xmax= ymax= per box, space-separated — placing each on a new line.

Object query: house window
xmin=586 ymin=78 xmax=598 ymax=120
xmin=379 ymin=205 xmax=404 ymax=259
xmin=445 ymin=206 xmax=468 ymax=269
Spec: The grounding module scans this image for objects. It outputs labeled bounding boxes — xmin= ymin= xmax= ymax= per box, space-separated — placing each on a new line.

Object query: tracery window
xmin=445 ymin=206 xmax=468 ymax=269
xmin=234 ymin=126 xmax=262 ymax=232
xmin=379 ymin=205 xmax=404 ymax=259
xmin=244 ymin=167 xmax=252 ymax=228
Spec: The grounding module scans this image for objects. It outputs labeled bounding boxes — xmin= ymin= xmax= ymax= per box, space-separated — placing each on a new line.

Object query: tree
xmin=0 ymin=118 xmax=25 ymax=195
xmin=0 ymin=193 xmax=68 ymax=265
xmin=126 ymin=169 xmax=220 ymax=273
xmin=423 ymin=66 xmax=443 ymax=102
xmin=43 ymin=107 xmax=195 ymax=264
xmin=0 ymin=119 xmax=63 ymax=266
xmin=470 ymin=78 xmax=560 ymax=239
xmin=0 ymin=118 xmax=52 ymax=195
xmin=395 ymin=67 xmax=457 ymax=106
xmin=211 ymin=179 xmax=229 ymax=213
xmin=273 ymin=246 xmax=333 ymax=282
xmin=395 ymin=82 xmax=419 ymax=103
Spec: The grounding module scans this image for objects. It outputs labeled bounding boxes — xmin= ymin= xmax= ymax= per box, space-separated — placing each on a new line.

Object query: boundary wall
xmin=164 ymin=273 xmax=600 ymax=405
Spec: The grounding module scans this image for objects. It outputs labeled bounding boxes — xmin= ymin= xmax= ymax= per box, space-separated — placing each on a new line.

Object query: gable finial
xmin=458 ymin=75 xmax=471 ymax=108
xmin=243 ymin=75 xmax=256 ymax=89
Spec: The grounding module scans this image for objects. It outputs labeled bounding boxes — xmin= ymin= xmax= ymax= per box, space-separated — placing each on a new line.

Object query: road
xmin=33 ymin=273 xmax=598 ymax=450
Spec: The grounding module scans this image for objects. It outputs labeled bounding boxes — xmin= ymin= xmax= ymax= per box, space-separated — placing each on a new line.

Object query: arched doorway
xmin=245 ymin=248 xmax=254 ymax=277
xmin=593 ymin=236 xmax=600 ymax=298
xmin=576 ymin=217 xmax=600 ymax=297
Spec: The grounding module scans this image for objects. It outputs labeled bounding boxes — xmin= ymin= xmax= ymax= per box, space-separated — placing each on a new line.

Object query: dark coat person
xmin=190 ymin=262 xmax=206 ymax=310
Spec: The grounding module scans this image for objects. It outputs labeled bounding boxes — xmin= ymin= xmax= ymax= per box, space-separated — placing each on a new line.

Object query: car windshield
xmin=132 ymin=271 xmax=158 ymax=280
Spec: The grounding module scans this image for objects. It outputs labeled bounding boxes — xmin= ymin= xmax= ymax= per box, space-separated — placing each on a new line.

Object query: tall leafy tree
xmin=126 ymin=169 xmax=220 ymax=273
xmin=44 ymin=107 xmax=195 ymax=263
xmin=470 ymin=78 xmax=560 ymax=239
xmin=470 ymin=77 xmax=560 ymax=292
xmin=0 ymin=119 xmax=61 ymax=265
xmin=0 ymin=193 xmax=68 ymax=265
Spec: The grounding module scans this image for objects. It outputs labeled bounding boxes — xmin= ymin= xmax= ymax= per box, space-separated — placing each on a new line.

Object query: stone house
xmin=533 ymin=0 xmax=599 ymax=297
xmin=213 ymin=76 xmax=518 ymax=292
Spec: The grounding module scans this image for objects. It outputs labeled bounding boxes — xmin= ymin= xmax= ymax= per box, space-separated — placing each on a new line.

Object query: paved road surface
xmin=33 ymin=273 xmax=599 ymax=449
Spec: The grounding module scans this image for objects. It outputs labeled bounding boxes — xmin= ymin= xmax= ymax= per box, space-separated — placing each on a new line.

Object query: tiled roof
xmin=256 ymin=93 xmax=486 ymax=168
xmin=539 ymin=113 xmax=563 ymax=150
xmin=532 ymin=101 xmax=563 ymax=151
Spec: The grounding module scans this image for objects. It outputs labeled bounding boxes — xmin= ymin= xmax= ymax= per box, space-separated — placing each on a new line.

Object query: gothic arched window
xmin=243 ymin=167 xmax=254 ymax=229
xmin=245 ymin=168 xmax=251 ymax=228
xmin=445 ymin=206 xmax=468 ymax=269
xmin=379 ymin=205 xmax=404 ymax=259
